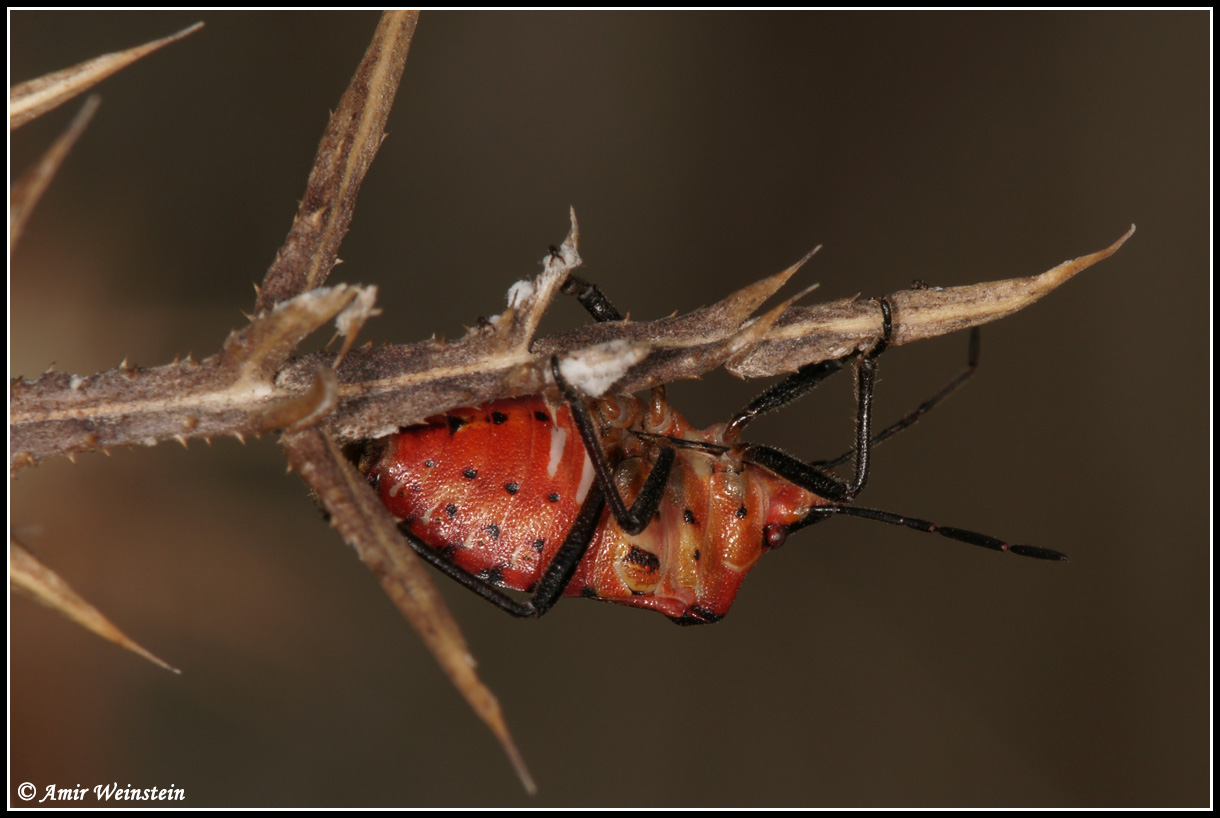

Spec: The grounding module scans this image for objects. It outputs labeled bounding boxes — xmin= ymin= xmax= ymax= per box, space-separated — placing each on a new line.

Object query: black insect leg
xmin=817 ymin=326 xmax=980 ymax=469
xmin=398 ymin=525 xmax=536 ymax=617
xmin=550 ymin=357 xmax=675 ymax=536
xmin=750 ymin=300 xmax=1067 ymax=562
xmin=723 ymin=358 xmax=847 ymax=443
xmin=740 ymin=443 xmax=853 ymax=503
xmin=406 ymin=267 xmax=666 ymax=617
xmin=397 ymin=487 xmax=610 ymax=618
xmin=725 ymin=298 xmax=893 ymax=445
xmin=560 ymin=273 xmax=625 ymax=323
xmin=842 ymin=298 xmax=891 ymax=498
xmin=732 ymin=298 xmax=894 ymax=503
xmin=400 ymin=348 xmax=676 ymax=615
xmin=525 ymin=486 xmax=610 ymax=616
xmin=561 ymin=269 xmax=677 ymax=444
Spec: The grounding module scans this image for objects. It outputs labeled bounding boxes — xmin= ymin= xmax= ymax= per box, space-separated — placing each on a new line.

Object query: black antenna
xmin=791 ymin=504 xmax=1069 ymax=561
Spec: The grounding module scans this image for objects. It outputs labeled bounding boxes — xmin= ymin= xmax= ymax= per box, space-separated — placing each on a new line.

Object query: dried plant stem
xmin=11 ymin=538 xmax=179 ymax=674
xmin=11 ymin=223 xmax=1135 ymax=469
xmin=10 ymin=95 xmax=101 ymax=247
xmin=280 ymin=427 xmax=536 ymax=794
xmin=9 ymin=22 xmax=203 ymax=130
xmin=255 ymin=11 xmax=418 ymax=314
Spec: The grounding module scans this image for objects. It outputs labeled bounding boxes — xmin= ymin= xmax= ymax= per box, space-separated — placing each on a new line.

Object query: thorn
xmin=566 ymin=205 xmax=580 ymax=249
xmin=234 ymin=433 xmax=246 ymax=445
xmin=101 ymin=449 xmax=112 ymax=457
xmin=203 ymin=437 xmax=213 ymax=446
xmin=66 ymin=452 xmax=77 ymax=464
xmin=252 ymin=282 xmax=261 ymax=296
xmin=119 ymin=358 xmax=129 ymax=369
xmin=175 ymin=435 xmax=189 ymax=449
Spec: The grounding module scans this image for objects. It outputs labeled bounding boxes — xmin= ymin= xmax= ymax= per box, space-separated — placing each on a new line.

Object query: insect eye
xmin=763 ymin=523 xmax=788 ymax=549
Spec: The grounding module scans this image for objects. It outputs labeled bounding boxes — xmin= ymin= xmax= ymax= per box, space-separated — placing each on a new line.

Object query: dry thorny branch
xmin=10 ymin=12 xmax=1134 ymax=795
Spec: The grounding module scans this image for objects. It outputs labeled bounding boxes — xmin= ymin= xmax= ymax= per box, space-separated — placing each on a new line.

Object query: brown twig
xmin=254 ymin=9 xmax=537 ymax=794
xmin=11 ymin=221 xmax=1135 ymax=469
xmin=280 ymin=426 xmax=536 ymax=794
xmin=10 ymin=95 xmax=101 ymax=247
xmin=9 ymin=22 xmax=203 ymax=130
xmin=11 ymin=537 xmax=180 ymax=674
xmin=11 ymin=284 xmax=364 ymax=471
xmin=254 ymin=12 xmax=417 ymax=314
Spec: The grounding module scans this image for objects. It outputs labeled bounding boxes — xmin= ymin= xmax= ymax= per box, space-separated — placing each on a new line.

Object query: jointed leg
xmin=723 ymin=358 xmax=847 ymax=443
xmin=557 ymin=268 xmax=681 ymax=533
xmin=730 ymin=298 xmax=894 ymax=500
xmin=842 ymin=298 xmax=891 ymax=498
xmin=398 ymin=486 xmax=611 ymax=618
xmin=398 ymin=269 xmax=667 ymax=616
xmin=817 ymin=326 xmax=980 ymax=469
xmin=745 ymin=300 xmax=1064 ymax=561
xmin=561 ymin=272 xmax=624 ymax=323
xmin=550 ymin=357 xmax=674 ymax=536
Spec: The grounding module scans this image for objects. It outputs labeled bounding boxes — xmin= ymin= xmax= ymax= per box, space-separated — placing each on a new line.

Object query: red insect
xmin=364 ymin=275 xmax=1065 ymax=625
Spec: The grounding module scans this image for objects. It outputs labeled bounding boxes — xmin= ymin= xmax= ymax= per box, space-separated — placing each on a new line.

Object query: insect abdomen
xmin=374 ymin=397 xmax=591 ymax=592
xmin=373 ymin=394 xmax=823 ymax=622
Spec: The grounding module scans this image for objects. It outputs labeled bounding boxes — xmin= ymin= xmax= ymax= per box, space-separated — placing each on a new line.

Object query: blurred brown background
xmin=10 ymin=11 xmax=1207 ymax=807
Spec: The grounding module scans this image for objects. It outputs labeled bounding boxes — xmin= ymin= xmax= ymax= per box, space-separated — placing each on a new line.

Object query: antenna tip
xmin=1009 ymin=544 xmax=1069 ymax=561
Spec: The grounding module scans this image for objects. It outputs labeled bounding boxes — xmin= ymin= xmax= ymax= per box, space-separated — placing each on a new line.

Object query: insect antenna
xmin=791 ymin=503 xmax=1069 ymax=561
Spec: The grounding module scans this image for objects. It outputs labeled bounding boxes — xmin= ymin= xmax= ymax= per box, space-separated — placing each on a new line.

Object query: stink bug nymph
xmin=362 ymin=274 xmax=1065 ymax=625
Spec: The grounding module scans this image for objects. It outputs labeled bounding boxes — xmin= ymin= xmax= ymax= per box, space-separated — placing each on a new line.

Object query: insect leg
xmin=762 ymin=302 xmax=1066 ymax=561
xmin=740 ymin=443 xmax=852 ymax=502
xmin=724 ymin=298 xmax=894 ymax=444
xmin=732 ymin=298 xmax=893 ymax=502
xmin=841 ymin=298 xmax=893 ymax=498
xmin=560 ymin=273 xmax=624 ymax=323
xmin=817 ymin=327 xmax=980 ymax=469
xmin=551 ymin=357 xmax=675 ymax=536
xmin=525 ymin=486 xmax=608 ymax=616
xmin=724 ymin=358 xmax=847 ymax=443
xmin=397 ymin=487 xmax=610 ymax=618
xmin=397 ymin=524 xmax=538 ymax=617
